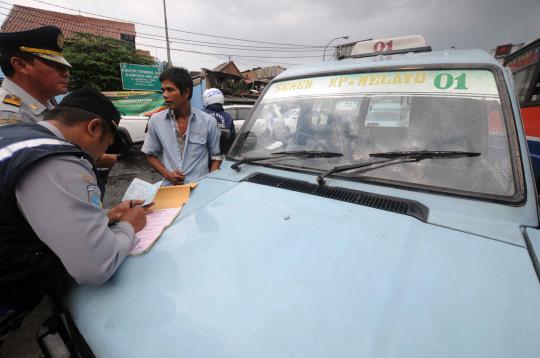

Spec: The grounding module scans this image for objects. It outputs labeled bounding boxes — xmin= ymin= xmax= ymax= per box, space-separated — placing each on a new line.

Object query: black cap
xmin=59 ymin=87 xmax=128 ymax=154
xmin=0 ymin=26 xmax=71 ymax=67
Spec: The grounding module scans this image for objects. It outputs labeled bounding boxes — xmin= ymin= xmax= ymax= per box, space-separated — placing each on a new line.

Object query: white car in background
xmin=224 ymin=104 xmax=253 ymax=132
xmin=118 ymin=115 xmax=149 ymax=144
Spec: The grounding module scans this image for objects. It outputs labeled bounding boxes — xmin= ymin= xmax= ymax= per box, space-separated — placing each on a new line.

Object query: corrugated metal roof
xmin=0 ymin=5 xmax=135 ymax=40
xmin=212 ymin=61 xmax=242 ymax=77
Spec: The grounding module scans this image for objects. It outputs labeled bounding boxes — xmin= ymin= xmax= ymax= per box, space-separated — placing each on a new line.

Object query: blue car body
xmin=66 ymin=49 xmax=540 ymax=357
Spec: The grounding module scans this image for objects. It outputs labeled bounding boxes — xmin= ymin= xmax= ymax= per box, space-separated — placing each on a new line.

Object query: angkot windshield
xmin=231 ymin=69 xmax=519 ymax=199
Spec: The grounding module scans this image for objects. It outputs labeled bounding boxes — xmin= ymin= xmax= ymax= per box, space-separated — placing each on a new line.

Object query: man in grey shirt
xmin=0 ymin=88 xmax=147 ymax=341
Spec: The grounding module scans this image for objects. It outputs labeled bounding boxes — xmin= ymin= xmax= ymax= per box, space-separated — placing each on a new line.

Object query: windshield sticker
xmin=264 ymin=70 xmax=499 ymax=100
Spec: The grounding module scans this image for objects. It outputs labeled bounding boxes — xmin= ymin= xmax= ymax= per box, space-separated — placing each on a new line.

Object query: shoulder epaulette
xmin=3 ymin=94 xmax=21 ymax=107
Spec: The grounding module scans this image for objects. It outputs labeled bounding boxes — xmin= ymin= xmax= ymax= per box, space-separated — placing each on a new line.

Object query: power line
xmin=0 ymin=3 xmax=329 ymax=53
xmin=0 ymin=10 xmax=323 ymax=61
xmin=134 ymin=32 xmax=327 ymax=53
xmin=0 ymin=7 xmax=326 ymax=58
xmin=25 ymin=0 xmax=328 ymax=48
xmin=233 ymin=58 xmax=301 ymax=67
xmin=136 ymin=41 xmax=323 ymax=59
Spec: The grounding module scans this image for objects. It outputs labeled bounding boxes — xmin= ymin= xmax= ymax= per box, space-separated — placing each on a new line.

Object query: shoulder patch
xmin=0 ymin=108 xmax=22 ymax=126
xmin=3 ymin=94 xmax=21 ymax=107
xmin=87 ymin=185 xmax=102 ymax=208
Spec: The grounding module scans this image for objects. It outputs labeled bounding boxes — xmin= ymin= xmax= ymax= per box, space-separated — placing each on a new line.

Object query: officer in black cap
xmin=0 ymin=87 xmax=149 ymax=342
xmin=0 ymin=26 xmax=70 ymax=126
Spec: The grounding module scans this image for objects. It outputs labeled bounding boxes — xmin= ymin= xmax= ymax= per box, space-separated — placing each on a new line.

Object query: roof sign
xmin=349 ymin=35 xmax=430 ymax=58
xmin=263 ymin=70 xmax=499 ymax=101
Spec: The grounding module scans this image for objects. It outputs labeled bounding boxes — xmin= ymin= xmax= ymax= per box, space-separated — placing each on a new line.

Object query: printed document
xmin=122 ymin=178 xmax=163 ymax=206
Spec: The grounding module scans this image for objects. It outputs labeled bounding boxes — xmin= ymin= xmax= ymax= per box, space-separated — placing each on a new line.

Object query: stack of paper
xmin=129 ymin=207 xmax=181 ymax=255
xmin=122 ymin=179 xmax=198 ymax=255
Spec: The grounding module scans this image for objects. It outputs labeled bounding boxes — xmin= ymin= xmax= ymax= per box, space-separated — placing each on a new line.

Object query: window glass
xmin=237 ymin=108 xmax=251 ymax=120
xmin=232 ymin=70 xmax=516 ymax=198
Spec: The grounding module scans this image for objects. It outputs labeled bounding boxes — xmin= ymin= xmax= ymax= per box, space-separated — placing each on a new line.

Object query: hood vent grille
xmin=244 ymin=173 xmax=428 ymax=222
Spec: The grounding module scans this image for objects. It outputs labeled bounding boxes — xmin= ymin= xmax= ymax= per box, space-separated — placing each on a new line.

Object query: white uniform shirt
xmin=0 ymin=77 xmax=55 ymax=125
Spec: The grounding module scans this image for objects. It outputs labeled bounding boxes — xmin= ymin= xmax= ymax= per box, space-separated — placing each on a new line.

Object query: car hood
xmin=66 ymin=178 xmax=540 ymax=358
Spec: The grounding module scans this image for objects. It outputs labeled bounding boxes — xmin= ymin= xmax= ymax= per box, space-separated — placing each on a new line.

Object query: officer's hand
xmin=165 ymin=170 xmax=185 ymax=184
xmin=108 ymin=199 xmax=145 ymax=222
xmin=119 ymin=206 xmax=147 ymax=232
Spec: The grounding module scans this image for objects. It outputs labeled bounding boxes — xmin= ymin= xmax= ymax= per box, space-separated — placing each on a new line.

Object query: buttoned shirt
xmin=0 ymin=77 xmax=55 ymax=125
xmin=142 ymin=107 xmax=222 ymax=185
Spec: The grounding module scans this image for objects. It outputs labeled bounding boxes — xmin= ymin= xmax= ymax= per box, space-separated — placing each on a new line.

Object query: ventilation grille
xmin=244 ymin=173 xmax=428 ymax=222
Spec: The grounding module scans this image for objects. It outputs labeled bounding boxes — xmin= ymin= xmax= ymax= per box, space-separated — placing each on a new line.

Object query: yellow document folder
xmin=151 ymin=183 xmax=195 ymax=210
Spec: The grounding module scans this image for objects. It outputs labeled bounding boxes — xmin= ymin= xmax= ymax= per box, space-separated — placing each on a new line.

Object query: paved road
xmin=0 ymin=144 xmax=161 ymax=358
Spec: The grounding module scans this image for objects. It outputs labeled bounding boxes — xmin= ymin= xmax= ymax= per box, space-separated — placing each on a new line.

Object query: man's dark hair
xmin=0 ymin=53 xmax=35 ymax=76
xmin=159 ymin=67 xmax=193 ymax=99
xmin=44 ymin=106 xmax=115 ymax=135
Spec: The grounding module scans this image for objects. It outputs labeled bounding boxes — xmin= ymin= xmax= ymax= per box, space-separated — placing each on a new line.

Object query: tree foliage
xmin=64 ymin=33 xmax=156 ymax=91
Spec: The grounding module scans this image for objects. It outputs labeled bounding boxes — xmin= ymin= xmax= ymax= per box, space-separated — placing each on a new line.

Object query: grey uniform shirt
xmin=14 ymin=122 xmax=139 ymax=285
xmin=0 ymin=77 xmax=55 ymax=126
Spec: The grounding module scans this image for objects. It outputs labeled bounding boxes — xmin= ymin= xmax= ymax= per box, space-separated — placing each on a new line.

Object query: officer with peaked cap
xmin=0 ymin=26 xmax=70 ymax=126
xmin=0 ymin=87 xmax=149 ymax=342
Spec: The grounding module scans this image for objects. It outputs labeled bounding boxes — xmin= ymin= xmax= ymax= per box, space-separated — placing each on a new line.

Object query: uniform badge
xmin=29 ymin=104 xmax=38 ymax=110
xmin=57 ymin=33 xmax=64 ymax=49
xmin=3 ymin=94 xmax=21 ymax=107
xmin=87 ymin=185 xmax=102 ymax=208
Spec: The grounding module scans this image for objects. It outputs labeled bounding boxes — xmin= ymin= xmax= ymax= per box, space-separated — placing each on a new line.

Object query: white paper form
xmin=122 ymin=178 xmax=163 ymax=206
xmin=130 ymin=207 xmax=182 ymax=255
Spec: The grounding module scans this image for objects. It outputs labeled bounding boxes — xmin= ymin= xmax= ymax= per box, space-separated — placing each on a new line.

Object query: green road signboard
xmin=120 ymin=63 xmax=161 ymax=91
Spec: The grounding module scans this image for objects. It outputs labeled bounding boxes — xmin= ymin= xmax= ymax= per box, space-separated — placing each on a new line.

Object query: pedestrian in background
xmin=142 ymin=67 xmax=222 ymax=185
xmin=203 ymin=88 xmax=236 ymax=154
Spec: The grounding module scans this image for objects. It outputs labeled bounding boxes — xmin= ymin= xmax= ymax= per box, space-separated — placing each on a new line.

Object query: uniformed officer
xmin=0 ymin=26 xmax=70 ymax=126
xmin=0 ymin=87 xmax=148 ymax=342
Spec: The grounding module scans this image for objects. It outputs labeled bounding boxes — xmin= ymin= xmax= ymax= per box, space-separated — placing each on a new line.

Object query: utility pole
xmin=162 ymin=0 xmax=172 ymax=67
xmin=323 ymin=36 xmax=349 ymax=61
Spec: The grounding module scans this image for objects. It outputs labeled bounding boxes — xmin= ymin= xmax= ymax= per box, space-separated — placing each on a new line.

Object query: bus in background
xmin=504 ymin=39 xmax=540 ymax=181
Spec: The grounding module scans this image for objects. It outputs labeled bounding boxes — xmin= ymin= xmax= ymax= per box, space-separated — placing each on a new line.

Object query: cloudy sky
xmin=1 ymin=0 xmax=539 ymax=71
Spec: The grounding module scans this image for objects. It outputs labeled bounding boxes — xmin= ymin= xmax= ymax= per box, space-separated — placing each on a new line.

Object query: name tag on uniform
xmin=87 ymin=185 xmax=102 ymax=208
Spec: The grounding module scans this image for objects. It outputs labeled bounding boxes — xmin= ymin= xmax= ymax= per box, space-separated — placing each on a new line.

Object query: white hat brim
xmin=34 ymin=53 xmax=71 ymax=68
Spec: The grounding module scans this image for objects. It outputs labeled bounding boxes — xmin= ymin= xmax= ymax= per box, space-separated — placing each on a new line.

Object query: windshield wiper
xmin=271 ymin=150 xmax=343 ymax=157
xmin=369 ymin=150 xmax=481 ymax=159
xmin=316 ymin=150 xmax=480 ymax=186
xmin=231 ymin=150 xmax=343 ymax=172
